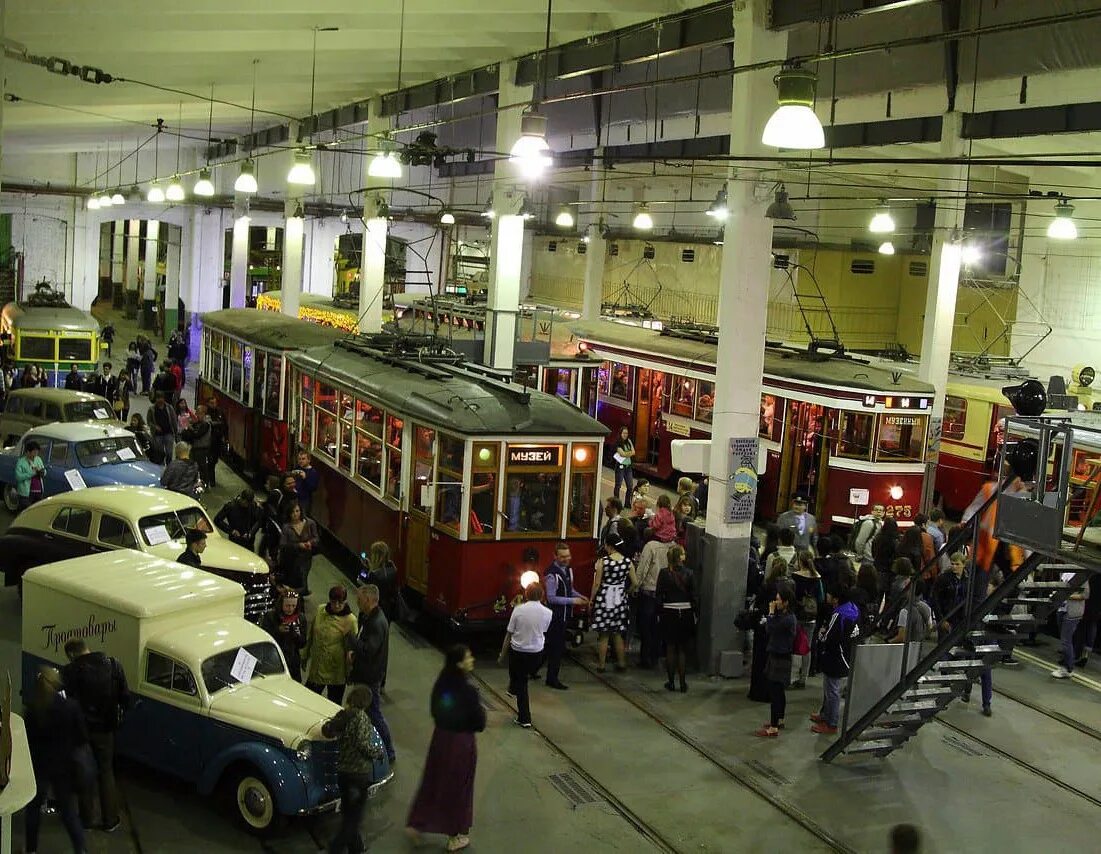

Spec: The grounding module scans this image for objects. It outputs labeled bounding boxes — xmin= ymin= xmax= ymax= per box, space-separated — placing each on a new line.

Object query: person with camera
xmin=261 ymin=590 xmax=307 ymax=682
xmin=14 ymin=439 xmax=46 ymax=512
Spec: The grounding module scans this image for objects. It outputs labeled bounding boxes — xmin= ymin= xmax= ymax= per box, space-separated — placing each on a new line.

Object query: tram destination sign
xmin=508 ymin=446 xmax=562 ymax=467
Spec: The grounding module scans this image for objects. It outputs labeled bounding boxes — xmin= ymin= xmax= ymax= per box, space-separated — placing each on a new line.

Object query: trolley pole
xmin=698 ymin=0 xmax=787 ymax=675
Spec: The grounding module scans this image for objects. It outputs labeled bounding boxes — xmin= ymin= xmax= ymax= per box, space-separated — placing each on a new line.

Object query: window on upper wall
xmin=943 ymin=395 xmax=967 ymax=441
xmin=836 ymin=411 xmax=874 ymax=460
xmin=877 ymin=414 xmax=927 ymax=462
xmin=759 ymin=394 xmax=785 ymax=442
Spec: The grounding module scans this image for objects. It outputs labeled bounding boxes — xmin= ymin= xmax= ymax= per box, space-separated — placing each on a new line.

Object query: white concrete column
xmin=360 ymin=208 xmax=388 ymax=333
xmin=229 ymin=205 xmax=249 ymax=308
xmin=918 ymin=112 xmax=968 ymax=511
xmin=698 ymin=0 xmax=788 ymax=674
xmin=165 ymin=225 xmax=182 ymax=334
xmin=281 ymin=194 xmax=305 ymax=319
xmin=305 ymin=218 xmax=336 ymax=299
xmin=484 ymin=60 xmax=534 ymax=371
xmin=581 ymin=224 xmax=607 ymax=320
xmin=141 ymin=219 xmax=160 ymax=329
xmin=124 ymin=219 xmax=141 ymax=318
xmin=111 ymin=220 xmax=125 ymax=304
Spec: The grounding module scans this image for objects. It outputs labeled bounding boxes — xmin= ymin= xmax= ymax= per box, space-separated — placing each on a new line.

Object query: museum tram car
xmin=1 ymin=288 xmax=103 ymax=386
xmin=570 ymin=319 xmax=937 ymax=531
xmin=197 ymin=309 xmax=343 ymax=475
xmin=199 ymin=310 xmax=607 ymax=628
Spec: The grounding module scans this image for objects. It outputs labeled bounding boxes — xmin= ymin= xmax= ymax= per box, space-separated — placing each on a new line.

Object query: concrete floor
xmin=7 ymin=307 xmax=1100 ymax=852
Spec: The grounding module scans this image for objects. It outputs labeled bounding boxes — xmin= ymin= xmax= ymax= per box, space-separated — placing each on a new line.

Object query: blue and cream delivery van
xmin=21 ymin=550 xmax=392 ymax=832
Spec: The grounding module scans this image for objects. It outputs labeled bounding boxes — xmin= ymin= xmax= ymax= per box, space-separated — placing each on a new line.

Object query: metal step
xmin=1004 ymin=596 xmax=1056 ymax=606
xmin=902 ymin=686 xmax=955 ymax=699
xmin=919 ymin=672 xmax=971 ymax=685
xmin=888 ymin=700 xmax=940 ymax=714
xmin=857 ymin=727 xmax=915 ymax=742
xmin=1018 ymin=581 xmax=1070 ymax=591
xmin=844 ymin=740 xmax=899 ymax=755
xmin=983 ymin=613 xmax=1038 ymax=627
xmin=876 ymin=712 xmax=925 ymax=726
xmin=944 ymin=650 xmax=993 ymax=663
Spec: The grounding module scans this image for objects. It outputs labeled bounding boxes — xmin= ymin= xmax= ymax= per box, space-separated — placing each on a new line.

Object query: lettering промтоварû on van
xmin=41 ymin=614 xmax=118 ymax=653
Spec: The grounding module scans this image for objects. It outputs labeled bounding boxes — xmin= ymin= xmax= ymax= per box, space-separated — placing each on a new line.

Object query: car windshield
xmin=138 ymin=507 xmax=213 ymax=545
xmin=75 ymin=436 xmax=145 ymax=468
xmin=201 ymin=642 xmax=286 ymax=694
xmin=65 ymin=400 xmax=113 ymax=421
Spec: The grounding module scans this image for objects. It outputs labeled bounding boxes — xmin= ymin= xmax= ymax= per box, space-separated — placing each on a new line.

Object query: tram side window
xmin=59 ymin=337 xmax=92 ymax=362
xmin=356 ymin=399 xmax=383 ymax=437
xmin=435 ymin=433 xmax=465 ymax=533
xmin=469 ymin=443 xmax=498 ymax=538
xmin=943 ymin=395 xmax=967 ymax=441
xmin=504 ymin=445 xmax=563 ymax=536
xmin=877 ymin=414 xmax=927 ymax=462
xmin=385 ymin=415 xmax=404 ymax=502
xmin=759 ymin=394 xmax=785 ymax=442
xmin=411 ymin=426 xmax=435 ymax=514
xmin=242 ymin=346 xmax=253 ymax=406
xmin=597 ymin=363 xmax=610 ymax=396
xmin=314 ymin=383 xmax=338 ymax=461
xmin=265 ymin=355 xmax=283 ymax=418
xmin=20 ymin=335 xmax=54 ymax=361
xmin=210 ymin=334 xmax=223 ymax=386
xmin=608 ymin=363 xmax=633 ymax=402
xmin=356 ymin=430 xmax=383 ymax=491
xmin=695 ymin=380 xmax=715 ymax=423
xmin=253 ymin=352 xmax=265 ymax=411
xmin=836 ymin=411 xmax=874 ymax=460
xmin=229 ymin=340 xmax=244 ymax=399
xmin=542 ymin=368 xmax=573 ymax=401
xmin=338 ymin=394 xmax=355 ymax=473
xmin=668 ymin=376 xmax=696 ymax=418
xmin=567 ymin=443 xmax=598 ymax=537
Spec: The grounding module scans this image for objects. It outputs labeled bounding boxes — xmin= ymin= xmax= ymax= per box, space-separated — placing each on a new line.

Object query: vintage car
xmin=0 ymin=485 xmax=272 ymax=621
xmin=0 ymin=422 xmax=161 ymax=511
xmin=0 ymin=387 xmax=115 ymax=445
xmin=22 ymin=551 xmax=392 ymax=833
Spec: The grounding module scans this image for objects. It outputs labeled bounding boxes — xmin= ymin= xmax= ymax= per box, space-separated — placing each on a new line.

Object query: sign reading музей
xmin=40 ymin=615 xmax=118 ymax=654
xmin=507 ymin=446 xmax=562 ymax=466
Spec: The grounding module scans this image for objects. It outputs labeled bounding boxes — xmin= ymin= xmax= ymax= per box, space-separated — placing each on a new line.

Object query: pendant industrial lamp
xmin=288 ymin=27 xmax=334 ymax=186
xmin=369 ymin=6 xmax=404 ymax=181
xmin=869 ymin=202 xmax=895 ymax=234
xmin=110 ymin=141 xmax=126 ymax=205
xmin=194 ymin=85 xmax=217 ymax=196
xmin=1047 ymin=198 xmax=1077 ymax=240
xmin=147 ymin=128 xmax=166 ymax=203
xmin=439 ymin=208 xmax=456 ymax=226
xmin=706 ymin=186 xmax=728 ymax=221
xmin=632 ymin=204 xmax=654 ymax=231
xmin=555 ymin=206 xmax=575 ymax=228
xmin=87 ymin=150 xmax=102 ymax=209
xmin=509 ymin=0 xmax=555 ymax=179
xmin=166 ymin=104 xmax=187 ymax=201
xmin=765 ymin=185 xmax=796 ymax=221
xmin=96 ymin=143 xmax=114 ymax=207
xmin=519 ymin=197 xmax=536 ymax=220
xmin=762 ymin=65 xmax=825 ymax=150
xmin=878 ymin=241 xmax=896 ymax=255
xmin=235 ymin=60 xmax=260 ymax=194
xmin=480 ymin=196 xmax=496 ymax=220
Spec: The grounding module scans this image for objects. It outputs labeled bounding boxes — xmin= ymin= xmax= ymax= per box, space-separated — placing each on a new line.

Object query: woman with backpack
xmin=656 ymin=545 xmax=696 ymax=692
xmin=756 ymin=587 xmax=797 ymax=738
xmin=791 ymin=551 xmax=824 ymax=688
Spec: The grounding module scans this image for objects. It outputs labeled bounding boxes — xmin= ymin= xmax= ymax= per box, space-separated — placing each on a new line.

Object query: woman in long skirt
xmin=407 ymin=644 xmax=486 ymax=852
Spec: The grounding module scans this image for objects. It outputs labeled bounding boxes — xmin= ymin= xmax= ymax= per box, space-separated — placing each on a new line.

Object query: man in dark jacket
xmin=64 ymin=363 xmax=84 ymax=390
xmin=215 ymin=489 xmax=261 ymax=549
xmin=150 ymin=394 xmax=176 ymax=465
xmin=86 ymin=361 xmax=117 ymax=401
xmin=176 ymin=527 xmax=207 ymax=567
xmin=63 ymin=638 xmax=130 ymax=831
xmin=811 ymin=585 xmax=860 ymax=734
xmin=348 ymin=584 xmax=395 ymax=763
xmin=160 ymin=441 xmax=201 ymax=499
xmin=183 ymin=404 xmax=214 ymax=486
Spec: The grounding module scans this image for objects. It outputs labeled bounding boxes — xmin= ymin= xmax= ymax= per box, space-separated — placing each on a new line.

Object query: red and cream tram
xmin=198 ymin=310 xmax=608 ymax=628
xmin=197 ymin=309 xmax=344 ymax=475
xmin=570 ymin=319 xmax=937 ymax=530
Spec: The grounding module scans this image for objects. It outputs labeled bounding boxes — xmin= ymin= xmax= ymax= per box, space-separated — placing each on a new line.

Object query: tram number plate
xmin=508 ymin=446 xmax=561 ymax=466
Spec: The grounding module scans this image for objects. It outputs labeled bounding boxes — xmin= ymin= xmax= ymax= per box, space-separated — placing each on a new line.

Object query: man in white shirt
xmin=499 ymin=583 xmax=552 ymax=728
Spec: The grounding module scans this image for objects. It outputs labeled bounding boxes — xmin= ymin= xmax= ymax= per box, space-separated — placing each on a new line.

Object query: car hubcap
xmin=237 ymin=777 xmax=272 ymax=827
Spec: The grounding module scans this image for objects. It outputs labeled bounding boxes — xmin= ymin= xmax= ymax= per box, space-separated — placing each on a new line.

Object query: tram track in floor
xmin=566 ymin=653 xmax=856 ymax=854
xmin=395 ymin=624 xmax=680 ymax=854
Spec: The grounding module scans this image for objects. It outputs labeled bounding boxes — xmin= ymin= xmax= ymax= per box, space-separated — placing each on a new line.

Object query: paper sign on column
xmin=230 ymin=648 xmax=258 ymax=684
xmin=64 ymin=469 xmax=87 ymax=490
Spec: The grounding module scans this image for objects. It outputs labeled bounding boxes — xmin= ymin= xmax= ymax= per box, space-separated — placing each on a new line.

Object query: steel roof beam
xmin=768 ymin=0 xmax=938 ymax=30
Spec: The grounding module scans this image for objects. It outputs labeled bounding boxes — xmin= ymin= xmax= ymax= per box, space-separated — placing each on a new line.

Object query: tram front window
xmin=59 ymin=337 xmax=92 ymax=362
xmin=505 ymin=474 xmax=561 ymax=534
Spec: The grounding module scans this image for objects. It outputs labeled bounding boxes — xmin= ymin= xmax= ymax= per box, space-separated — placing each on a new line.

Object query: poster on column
xmin=725 ymin=437 xmax=759 ymax=525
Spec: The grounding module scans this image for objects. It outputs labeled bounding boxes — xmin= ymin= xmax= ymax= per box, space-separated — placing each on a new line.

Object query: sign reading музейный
xmin=40 ymin=615 xmax=118 ymax=655
xmin=507 ymin=445 xmax=562 ymax=467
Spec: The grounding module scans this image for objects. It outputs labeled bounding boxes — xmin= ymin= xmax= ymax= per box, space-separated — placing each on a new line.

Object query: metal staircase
xmin=822 ymin=416 xmax=1098 ymax=762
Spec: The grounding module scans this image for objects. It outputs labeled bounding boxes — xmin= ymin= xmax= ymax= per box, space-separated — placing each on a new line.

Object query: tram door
xmin=404 ymin=424 xmax=435 ymax=594
xmin=778 ymin=401 xmax=828 ymax=517
xmin=632 ymin=370 xmax=665 ymax=469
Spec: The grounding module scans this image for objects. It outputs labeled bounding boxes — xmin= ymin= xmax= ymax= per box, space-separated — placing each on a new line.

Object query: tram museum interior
xmin=2 ymin=1 xmax=1101 ymax=853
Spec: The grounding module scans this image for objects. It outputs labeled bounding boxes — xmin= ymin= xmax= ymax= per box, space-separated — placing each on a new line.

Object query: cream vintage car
xmin=0 ymin=485 xmax=271 ymax=621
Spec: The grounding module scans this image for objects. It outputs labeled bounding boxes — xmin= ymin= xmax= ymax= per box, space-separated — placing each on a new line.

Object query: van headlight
xmin=295 ymin=740 xmax=312 ymax=761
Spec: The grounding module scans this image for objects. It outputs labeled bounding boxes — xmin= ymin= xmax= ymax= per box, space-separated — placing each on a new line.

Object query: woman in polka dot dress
xmin=590 ymin=524 xmax=638 ymax=672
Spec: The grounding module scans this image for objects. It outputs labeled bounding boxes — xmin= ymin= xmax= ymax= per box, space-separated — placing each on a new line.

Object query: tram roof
xmin=571 ymin=319 xmax=936 ymax=395
xmin=2 ymin=302 xmax=100 ymax=332
xmin=201 ymin=309 xmax=345 ymax=351
xmin=288 ymin=343 xmax=608 ymax=437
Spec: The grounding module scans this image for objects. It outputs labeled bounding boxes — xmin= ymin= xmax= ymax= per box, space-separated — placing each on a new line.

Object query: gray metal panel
xmin=844 ymin=642 xmax=925 ymax=729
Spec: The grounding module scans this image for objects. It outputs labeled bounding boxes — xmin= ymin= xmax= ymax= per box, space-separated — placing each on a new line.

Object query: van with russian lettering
xmin=22 ymin=550 xmax=393 ymax=833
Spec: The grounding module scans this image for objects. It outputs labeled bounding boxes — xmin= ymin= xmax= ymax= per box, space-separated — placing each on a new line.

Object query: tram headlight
xmin=888 ymin=485 xmax=904 ymax=501
xmin=520 ymin=570 xmax=540 ymax=590
xmin=573 ymin=446 xmax=589 ymax=464
xmin=477 ymin=447 xmax=492 ymax=464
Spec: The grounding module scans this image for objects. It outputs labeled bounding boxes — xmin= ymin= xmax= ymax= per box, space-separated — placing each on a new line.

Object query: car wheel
xmin=230 ymin=770 xmax=279 ymax=835
xmin=2 ymin=484 xmax=19 ymax=513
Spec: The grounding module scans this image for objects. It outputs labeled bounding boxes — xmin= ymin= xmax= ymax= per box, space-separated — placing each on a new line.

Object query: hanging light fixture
xmin=706 ymin=187 xmax=729 ymax=220
xmin=110 ymin=142 xmax=125 ymax=204
xmin=519 ymin=197 xmax=536 ymax=220
xmin=290 ymin=201 xmax=305 ymax=221
xmin=87 ymin=195 xmax=101 ymax=210
xmin=96 ymin=144 xmax=113 ymax=206
xmin=287 ymin=149 xmax=316 ymax=185
xmin=509 ymin=109 xmax=553 ymax=179
xmin=87 ymin=150 xmax=102 ymax=209
xmin=765 ymin=185 xmax=796 ymax=221
xmin=440 ymin=209 xmax=456 ymax=226
xmin=367 ymin=142 xmax=403 ymax=179
xmin=236 ymin=59 xmax=260 ymax=194
xmin=147 ymin=124 xmax=165 ymax=202
xmin=632 ymin=204 xmax=654 ymax=231
xmin=481 ymin=197 xmax=496 ymax=220
xmin=98 ymin=188 xmax=114 ymax=208
xmin=869 ymin=202 xmax=895 ymax=234
xmin=1047 ymin=199 xmax=1078 ymax=240
xmin=961 ymin=243 xmax=982 ymax=266
xmin=555 ymin=206 xmax=575 ymax=228
xmin=878 ymin=241 xmax=896 ymax=255
xmin=762 ymin=65 xmax=825 ymax=150
xmin=146 ymin=183 xmax=166 ymax=203
xmin=193 ymin=168 xmax=215 ymax=197
xmin=164 ymin=103 xmax=187 ymax=201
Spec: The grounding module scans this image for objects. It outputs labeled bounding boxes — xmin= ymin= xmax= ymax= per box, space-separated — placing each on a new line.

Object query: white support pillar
xmin=484 ymin=61 xmax=534 ymax=371
xmin=111 ymin=220 xmax=125 ymax=305
xmin=581 ymin=224 xmax=607 ymax=320
xmin=141 ymin=219 xmax=160 ymax=329
xmin=281 ymin=194 xmax=305 ymax=319
xmin=165 ymin=227 xmax=182 ymax=336
xmin=918 ymin=112 xmax=968 ymax=512
xmin=305 ymin=219 xmax=336 ymax=299
xmin=359 ymin=100 xmax=394 ymax=333
xmin=698 ymin=0 xmax=788 ymax=675
xmin=124 ymin=219 xmax=141 ymax=319
xmin=229 ymin=203 xmax=249 ymax=309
